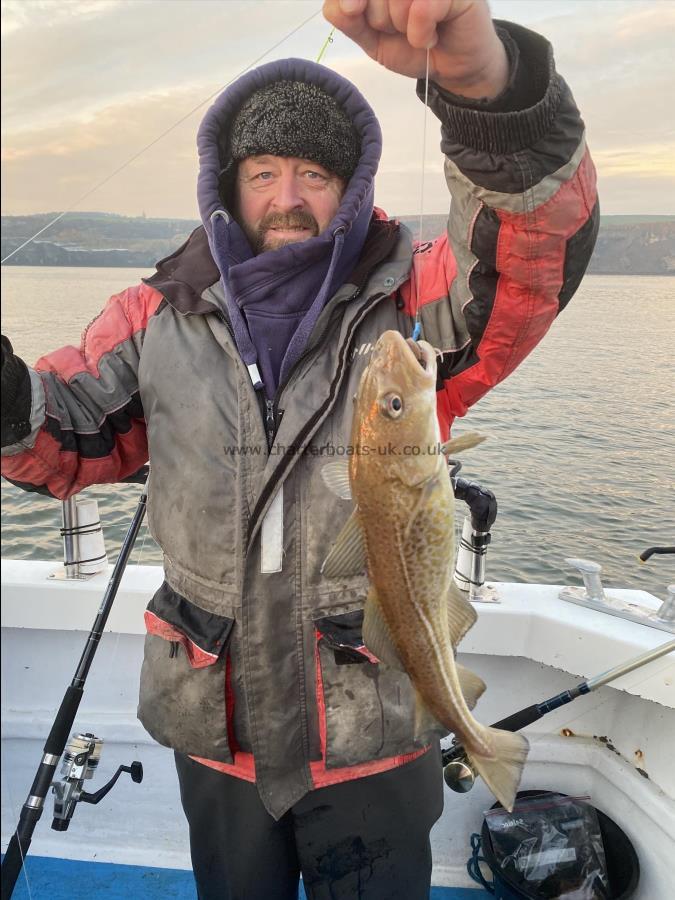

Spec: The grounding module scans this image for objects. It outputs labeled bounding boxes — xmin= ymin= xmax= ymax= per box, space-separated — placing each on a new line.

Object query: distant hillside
xmin=586 ymin=217 xmax=675 ymax=275
xmin=398 ymin=214 xmax=675 ymax=276
xmin=2 ymin=211 xmax=674 ymax=275
xmin=0 ymin=213 xmax=199 ymax=268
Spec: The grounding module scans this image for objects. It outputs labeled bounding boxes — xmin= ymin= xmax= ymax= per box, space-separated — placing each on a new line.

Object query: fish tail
xmin=467 ymin=728 xmax=529 ymax=812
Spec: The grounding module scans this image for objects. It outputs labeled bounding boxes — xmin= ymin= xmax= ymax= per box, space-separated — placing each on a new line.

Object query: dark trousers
xmin=174 ymin=744 xmax=444 ymax=900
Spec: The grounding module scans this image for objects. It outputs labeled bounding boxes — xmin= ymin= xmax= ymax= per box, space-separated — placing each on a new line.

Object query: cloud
xmin=529 ymin=1 xmax=674 ymax=130
xmin=1 ymin=1 xmax=329 ymax=132
xmin=1 ymin=0 xmax=122 ymax=36
xmin=2 ymin=0 xmax=674 ymax=217
xmin=592 ymin=145 xmax=675 ymax=178
xmin=2 ymin=85 xmax=206 ymax=218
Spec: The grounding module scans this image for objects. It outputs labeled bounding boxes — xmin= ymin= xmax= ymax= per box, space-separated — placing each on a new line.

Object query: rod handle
xmin=491 ymin=703 xmax=543 ymax=733
xmin=44 ymin=686 xmax=83 ymax=757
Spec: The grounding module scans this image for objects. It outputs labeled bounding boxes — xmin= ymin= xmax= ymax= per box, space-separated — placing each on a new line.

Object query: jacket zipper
xmin=257 ymin=288 xmax=362 ymax=453
xmin=216 ymin=308 xmax=279 ymax=452
xmin=247 ymin=290 xmax=385 ymax=545
xmin=264 ymin=398 xmax=277 ymax=450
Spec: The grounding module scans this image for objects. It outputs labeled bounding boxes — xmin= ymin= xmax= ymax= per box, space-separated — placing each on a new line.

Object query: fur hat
xmin=229 ymin=80 xmax=361 ymax=180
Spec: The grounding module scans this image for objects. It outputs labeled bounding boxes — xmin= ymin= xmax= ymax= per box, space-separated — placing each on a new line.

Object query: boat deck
xmin=8 ymin=856 xmax=483 ymax=899
xmin=3 ymin=562 xmax=674 ymax=899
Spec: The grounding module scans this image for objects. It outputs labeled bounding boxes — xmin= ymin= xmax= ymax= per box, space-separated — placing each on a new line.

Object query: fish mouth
xmin=371 ymin=331 xmax=436 ymax=381
xmin=405 ymin=338 xmax=435 ymax=373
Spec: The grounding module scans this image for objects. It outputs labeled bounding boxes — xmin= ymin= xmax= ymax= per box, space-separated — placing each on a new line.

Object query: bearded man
xmin=1 ymin=2 xmax=598 ymax=897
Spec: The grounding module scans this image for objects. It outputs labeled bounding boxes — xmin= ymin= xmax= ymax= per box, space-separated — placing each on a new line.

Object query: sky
xmin=2 ymin=0 xmax=674 ymax=220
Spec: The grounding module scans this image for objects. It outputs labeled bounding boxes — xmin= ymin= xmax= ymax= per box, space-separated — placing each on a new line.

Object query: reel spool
xmin=443 ymin=754 xmax=475 ymax=794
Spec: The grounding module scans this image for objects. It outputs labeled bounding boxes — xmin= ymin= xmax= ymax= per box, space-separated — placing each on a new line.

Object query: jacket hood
xmin=195 ymin=58 xmax=383 ymax=396
xmin=197 ymin=57 xmax=382 ymax=240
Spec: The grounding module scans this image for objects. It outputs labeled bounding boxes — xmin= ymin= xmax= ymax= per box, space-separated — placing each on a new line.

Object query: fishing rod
xmin=1 ymin=472 xmax=149 ymax=900
xmin=442 ymin=639 xmax=675 ymax=794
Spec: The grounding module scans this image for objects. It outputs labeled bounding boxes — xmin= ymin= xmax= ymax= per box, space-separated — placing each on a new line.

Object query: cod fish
xmin=321 ymin=330 xmax=528 ymax=811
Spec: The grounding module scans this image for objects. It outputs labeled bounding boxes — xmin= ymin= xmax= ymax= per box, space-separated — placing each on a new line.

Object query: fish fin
xmin=403 ymin=475 xmax=438 ymax=540
xmin=456 ymin=664 xmax=486 ymax=711
xmin=467 ymin=729 xmax=529 ymax=812
xmin=363 ymin=588 xmax=405 ymax=671
xmin=447 ymin=582 xmax=478 ymax=647
xmin=413 ymin=690 xmax=448 ymax=744
xmin=413 ymin=689 xmax=446 ymax=742
xmin=440 ymin=432 xmax=486 ymax=456
xmin=321 ymin=461 xmax=352 ymax=500
xmin=321 ymin=509 xmax=366 ymax=577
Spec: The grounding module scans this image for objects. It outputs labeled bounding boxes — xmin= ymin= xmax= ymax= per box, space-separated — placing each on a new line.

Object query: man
xmin=1 ymin=1 xmax=598 ymax=897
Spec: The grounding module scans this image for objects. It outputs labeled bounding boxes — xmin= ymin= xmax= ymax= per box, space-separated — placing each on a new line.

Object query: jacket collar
xmin=144 ymin=213 xmax=402 ymax=319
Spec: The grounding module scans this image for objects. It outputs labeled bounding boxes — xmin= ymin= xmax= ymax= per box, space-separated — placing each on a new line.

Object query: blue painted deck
xmin=7 ymin=855 xmax=485 ymax=898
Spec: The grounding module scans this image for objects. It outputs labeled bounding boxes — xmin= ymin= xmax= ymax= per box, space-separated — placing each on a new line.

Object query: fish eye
xmin=381 ymin=393 xmax=404 ymax=418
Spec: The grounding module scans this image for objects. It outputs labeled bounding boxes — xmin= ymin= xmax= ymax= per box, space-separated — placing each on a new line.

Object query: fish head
xmin=351 ymin=330 xmax=441 ymax=485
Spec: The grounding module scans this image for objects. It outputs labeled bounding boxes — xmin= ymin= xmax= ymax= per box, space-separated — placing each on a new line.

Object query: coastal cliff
xmin=2 ymin=212 xmax=674 ymax=274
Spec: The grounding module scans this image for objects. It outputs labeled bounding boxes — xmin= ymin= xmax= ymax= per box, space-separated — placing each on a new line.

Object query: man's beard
xmin=246 ymin=211 xmax=320 ymax=254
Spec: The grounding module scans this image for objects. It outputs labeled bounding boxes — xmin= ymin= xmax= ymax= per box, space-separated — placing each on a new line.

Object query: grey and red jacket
xmin=1 ymin=22 xmax=598 ymax=819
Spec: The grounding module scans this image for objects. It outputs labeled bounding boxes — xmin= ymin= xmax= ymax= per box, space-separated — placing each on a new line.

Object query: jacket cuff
xmin=417 ymin=20 xmax=563 ymax=154
xmin=1 ymin=341 xmax=34 ymax=448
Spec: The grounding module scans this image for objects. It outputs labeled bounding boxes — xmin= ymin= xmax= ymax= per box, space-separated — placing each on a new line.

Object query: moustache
xmin=258 ymin=211 xmax=319 ymax=234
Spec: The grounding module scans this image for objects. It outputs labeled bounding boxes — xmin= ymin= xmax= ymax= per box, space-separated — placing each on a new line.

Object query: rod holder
xmin=453 ymin=517 xmax=499 ymax=603
xmin=61 ymin=497 xmax=79 ymax=579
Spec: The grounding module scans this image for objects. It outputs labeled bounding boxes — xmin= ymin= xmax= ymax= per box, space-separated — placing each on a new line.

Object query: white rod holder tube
xmin=75 ymin=498 xmax=108 ymax=575
xmin=61 ymin=497 xmax=79 ymax=579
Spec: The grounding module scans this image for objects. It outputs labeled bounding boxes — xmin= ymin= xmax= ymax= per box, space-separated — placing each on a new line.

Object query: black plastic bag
xmin=485 ymin=793 xmax=610 ymax=899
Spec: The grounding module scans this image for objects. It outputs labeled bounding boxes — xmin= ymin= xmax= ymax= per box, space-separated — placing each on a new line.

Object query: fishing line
xmin=1 ymin=7 xmax=323 ymax=265
xmin=134 ymin=503 xmax=151 ymax=566
xmin=411 ymin=48 xmax=431 ymax=342
xmin=316 ymin=26 xmax=336 ymax=63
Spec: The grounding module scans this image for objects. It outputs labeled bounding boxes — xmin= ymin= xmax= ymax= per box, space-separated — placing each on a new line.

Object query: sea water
xmin=1 ymin=266 xmax=674 ymax=599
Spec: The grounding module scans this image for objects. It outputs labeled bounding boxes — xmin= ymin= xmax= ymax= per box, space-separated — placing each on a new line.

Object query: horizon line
xmin=2 ymin=210 xmax=674 ymax=221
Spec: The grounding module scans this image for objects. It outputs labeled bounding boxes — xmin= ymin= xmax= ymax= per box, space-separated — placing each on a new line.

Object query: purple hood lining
xmin=195 ymin=58 xmax=383 ymax=398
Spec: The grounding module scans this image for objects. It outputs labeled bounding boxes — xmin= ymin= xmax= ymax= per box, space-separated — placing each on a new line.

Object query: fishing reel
xmin=51 ymin=732 xmax=143 ymax=831
xmin=442 ymin=740 xmax=476 ymax=794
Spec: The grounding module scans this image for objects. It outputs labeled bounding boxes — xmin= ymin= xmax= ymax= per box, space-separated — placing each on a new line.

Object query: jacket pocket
xmin=138 ymin=581 xmax=234 ymax=763
xmin=315 ymin=609 xmax=433 ymax=768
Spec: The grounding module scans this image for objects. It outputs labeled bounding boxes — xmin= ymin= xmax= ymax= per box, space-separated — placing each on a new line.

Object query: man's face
xmin=235 ymin=155 xmax=345 ymax=254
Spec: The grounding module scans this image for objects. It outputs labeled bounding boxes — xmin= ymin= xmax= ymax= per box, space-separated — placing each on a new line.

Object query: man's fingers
xmin=407 ymin=0 xmax=457 ymax=50
xmin=365 ymin=0 xmax=399 ymax=35
xmin=323 ymin=0 xmax=364 ymax=27
xmin=388 ymin=0 xmax=414 ymax=36
xmin=323 ymin=0 xmax=382 ymax=59
xmin=337 ymin=0 xmax=368 ymax=16
xmin=325 ymin=0 xmax=503 ymax=89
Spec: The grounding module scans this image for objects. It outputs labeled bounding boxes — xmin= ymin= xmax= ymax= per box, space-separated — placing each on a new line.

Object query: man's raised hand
xmin=322 ymin=0 xmax=508 ymax=99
